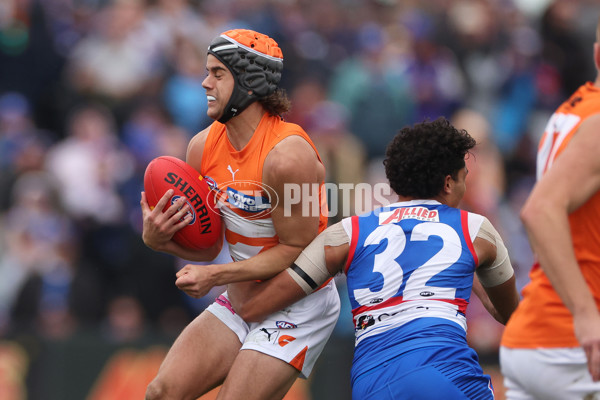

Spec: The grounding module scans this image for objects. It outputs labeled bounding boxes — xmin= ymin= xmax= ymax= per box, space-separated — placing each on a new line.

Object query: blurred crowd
xmin=0 ymin=0 xmax=598 ymax=362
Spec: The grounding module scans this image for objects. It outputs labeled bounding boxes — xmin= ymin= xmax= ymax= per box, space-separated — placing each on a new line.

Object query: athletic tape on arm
xmin=287 ymin=222 xmax=350 ymax=294
xmin=475 ymin=217 xmax=514 ymax=287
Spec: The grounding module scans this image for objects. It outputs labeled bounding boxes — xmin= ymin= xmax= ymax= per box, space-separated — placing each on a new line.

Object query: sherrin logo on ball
xmin=144 ymin=156 xmax=222 ymax=250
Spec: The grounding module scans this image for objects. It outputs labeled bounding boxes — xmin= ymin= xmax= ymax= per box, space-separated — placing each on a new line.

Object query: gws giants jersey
xmin=201 ymin=113 xmax=328 ymax=262
xmin=502 ymin=82 xmax=600 ymax=349
xmin=341 ymin=200 xmax=484 ymax=381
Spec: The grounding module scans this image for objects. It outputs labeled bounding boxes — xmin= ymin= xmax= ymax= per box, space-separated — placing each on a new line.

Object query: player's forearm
xmin=483 ymin=276 xmax=520 ymax=325
xmin=211 ymin=243 xmax=304 ymax=286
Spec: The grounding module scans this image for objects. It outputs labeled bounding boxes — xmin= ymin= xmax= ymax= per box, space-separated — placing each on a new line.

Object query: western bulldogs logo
xmin=356 ymin=315 xmax=375 ymax=331
xmin=171 ymin=195 xmax=195 ymax=225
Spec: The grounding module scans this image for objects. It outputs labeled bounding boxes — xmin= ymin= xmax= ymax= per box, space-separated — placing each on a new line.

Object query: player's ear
xmin=594 ymin=42 xmax=600 ymax=72
xmin=443 ymin=174 xmax=453 ymax=194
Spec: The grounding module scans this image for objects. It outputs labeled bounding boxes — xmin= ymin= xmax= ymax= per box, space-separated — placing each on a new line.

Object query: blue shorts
xmin=352 ymin=346 xmax=494 ymax=400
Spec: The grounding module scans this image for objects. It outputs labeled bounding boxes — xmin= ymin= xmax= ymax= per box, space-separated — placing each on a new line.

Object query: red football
xmin=144 ymin=156 xmax=222 ymax=250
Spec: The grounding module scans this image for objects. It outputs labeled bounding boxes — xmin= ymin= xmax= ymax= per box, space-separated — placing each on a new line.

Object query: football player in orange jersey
xmin=141 ymin=30 xmax=340 ymax=400
xmin=499 ymin=16 xmax=600 ymax=400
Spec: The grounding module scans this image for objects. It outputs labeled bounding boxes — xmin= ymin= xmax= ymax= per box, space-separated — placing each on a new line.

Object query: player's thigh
xmin=500 ymin=346 xmax=600 ymax=400
xmin=217 ymin=349 xmax=300 ymax=400
xmin=150 ymin=311 xmax=241 ymax=398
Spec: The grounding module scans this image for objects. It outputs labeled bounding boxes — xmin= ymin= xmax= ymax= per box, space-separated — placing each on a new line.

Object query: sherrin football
xmin=144 ymin=156 xmax=222 ymax=250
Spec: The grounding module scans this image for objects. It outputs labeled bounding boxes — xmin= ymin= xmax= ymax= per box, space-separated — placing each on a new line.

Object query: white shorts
xmin=500 ymin=346 xmax=600 ymax=400
xmin=206 ymin=279 xmax=340 ymax=379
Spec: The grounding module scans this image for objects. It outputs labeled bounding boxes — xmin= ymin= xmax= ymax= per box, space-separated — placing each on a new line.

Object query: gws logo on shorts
xmin=171 ymin=195 xmax=195 ymax=224
xmin=278 ymin=335 xmax=296 ymax=347
xmin=276 ymin=321 xmax=297 ymax=329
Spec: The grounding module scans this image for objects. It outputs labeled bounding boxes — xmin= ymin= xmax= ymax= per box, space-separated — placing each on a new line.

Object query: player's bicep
xmin=264 ymin=137 xmax=325 ymax=248
xmin=185 ymin=128 xmax=210 ymax=171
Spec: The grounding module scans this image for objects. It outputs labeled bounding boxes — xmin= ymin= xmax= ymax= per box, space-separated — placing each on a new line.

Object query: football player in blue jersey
xmin=228 ymin=117 xmax=520 ymax=399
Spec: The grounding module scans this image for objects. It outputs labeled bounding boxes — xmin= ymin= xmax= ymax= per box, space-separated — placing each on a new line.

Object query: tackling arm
xmin=229 ymin=222 xmax=350 ymax=321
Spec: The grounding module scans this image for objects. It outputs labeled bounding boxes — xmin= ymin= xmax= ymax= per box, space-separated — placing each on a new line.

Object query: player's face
xmin=448 ymin=166 xmax=468 ymax=208
xmin=203 ymin=55 xmax=234 ymax=121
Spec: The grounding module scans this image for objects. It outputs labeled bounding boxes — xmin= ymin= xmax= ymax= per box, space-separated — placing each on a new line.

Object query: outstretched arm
xmin=229 ymin=223 xmax=349 ymax=322
xmin=520 ymin=114 xmax=600 ymax=381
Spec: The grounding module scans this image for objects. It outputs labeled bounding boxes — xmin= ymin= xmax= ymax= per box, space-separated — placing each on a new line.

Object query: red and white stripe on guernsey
xmin=461 ymin=210 xmax=479 ymax=266
xmin=343 ymin=216 xmax=359 ymax=275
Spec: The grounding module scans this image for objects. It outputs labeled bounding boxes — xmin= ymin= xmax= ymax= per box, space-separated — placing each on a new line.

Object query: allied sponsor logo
xmin=276 ymin=321 xmax=297 ymax=329
xmin=379 ymin=206 xmax=439 ymax=224
xmin=420 ymin=291 xmax=435 ymax=297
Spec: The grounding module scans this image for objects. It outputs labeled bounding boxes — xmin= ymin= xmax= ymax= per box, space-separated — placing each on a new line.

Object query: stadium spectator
xmin=328 ymin=22 xmax=415 ymax=161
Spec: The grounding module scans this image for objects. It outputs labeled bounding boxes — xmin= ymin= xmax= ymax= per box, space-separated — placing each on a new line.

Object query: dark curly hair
xmin=383 ymin=117 xmax=476 ymax=198
xmin=259 ymin=88 xmax=291 ymax=116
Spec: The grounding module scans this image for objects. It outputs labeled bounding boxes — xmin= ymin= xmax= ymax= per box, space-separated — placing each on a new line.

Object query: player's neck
xmin=224 ymin=104 xmax=266 ymax=151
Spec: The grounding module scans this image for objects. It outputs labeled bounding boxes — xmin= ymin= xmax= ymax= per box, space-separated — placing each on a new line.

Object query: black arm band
xmin=290 ymin=263 xmax=318 ymax=290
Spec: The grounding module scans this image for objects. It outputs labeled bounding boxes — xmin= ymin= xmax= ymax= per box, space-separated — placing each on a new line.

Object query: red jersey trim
xmin=461 ymin=210 xmax=478 ymax=267
xmin=344 ymin=216 xmax=360 ymax=275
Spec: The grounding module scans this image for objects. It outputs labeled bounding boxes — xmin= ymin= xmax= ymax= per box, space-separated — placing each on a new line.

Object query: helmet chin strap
xmin=217 ymin=84 xmax=258 ymax=124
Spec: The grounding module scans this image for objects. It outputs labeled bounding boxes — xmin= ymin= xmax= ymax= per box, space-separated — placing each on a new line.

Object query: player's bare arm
xmin=472 ymin=217 xmax=519 ymax=325
xmin=140 ymin=127 xmax=223 ymax=261
xmin=520 ymin=113 xmax=600 ymax=381
xmin=176 ymin=135 xmax=325 ymax=297
xmin=229 ymin=224 xmax=349 ymax=322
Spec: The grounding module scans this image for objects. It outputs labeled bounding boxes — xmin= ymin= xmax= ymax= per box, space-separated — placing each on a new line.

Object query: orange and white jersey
xmin=502 ymin=82 xmax=600 ymax=348
xmin=200 ymin=113 xmax=328 ymax=262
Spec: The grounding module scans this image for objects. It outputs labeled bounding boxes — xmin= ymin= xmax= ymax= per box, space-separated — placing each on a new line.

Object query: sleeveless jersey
xmin=342 ymin=200 xmax=485 ymax=382
xmin=502 ymin=82 xmax=600 ymax=348
xmin=200 ymin=113 xmax=328 ymax=262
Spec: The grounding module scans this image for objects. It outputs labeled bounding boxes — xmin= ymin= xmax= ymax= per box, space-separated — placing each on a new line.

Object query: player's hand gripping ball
xmin=144 ymin=156 xmax=222 ymax=250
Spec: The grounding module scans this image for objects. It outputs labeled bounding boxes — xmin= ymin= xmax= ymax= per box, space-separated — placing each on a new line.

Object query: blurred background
xmin=0 ymin=0 xmax=597 ymax=398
